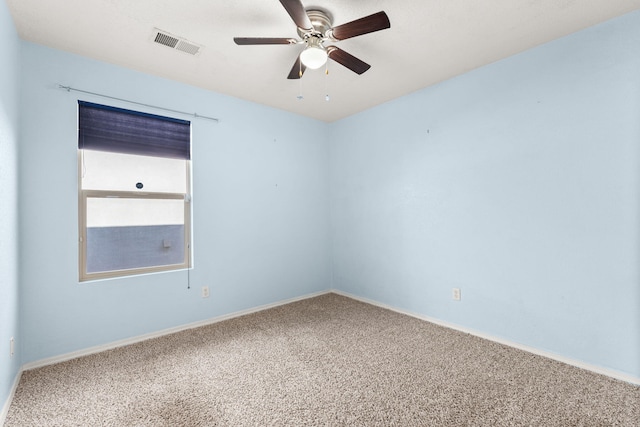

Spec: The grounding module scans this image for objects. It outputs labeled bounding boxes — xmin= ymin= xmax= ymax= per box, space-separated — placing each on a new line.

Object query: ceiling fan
xmin=234 ymin=0 xmax=390 ymax=79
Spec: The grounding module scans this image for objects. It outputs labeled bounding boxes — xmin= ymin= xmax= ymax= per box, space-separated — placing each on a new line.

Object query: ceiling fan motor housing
xmin=297 ymin=9 xmax=333 ymax=39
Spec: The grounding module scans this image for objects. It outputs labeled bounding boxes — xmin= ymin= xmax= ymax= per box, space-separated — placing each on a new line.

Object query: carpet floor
xmin=5 ymin=293 xmax=639 ymax=426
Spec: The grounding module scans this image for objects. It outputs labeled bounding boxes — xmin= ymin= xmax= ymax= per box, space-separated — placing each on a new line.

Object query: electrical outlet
xmin=201 ymin=286 xmax=209 ymax=298
xmin=10 ymin=337 xmax=15 ymax=358
xmin=452 ymin=288 xmax=461 ymax=301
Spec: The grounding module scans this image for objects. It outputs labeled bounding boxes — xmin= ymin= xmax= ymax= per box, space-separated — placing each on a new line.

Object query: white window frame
xmin=78 ymin=153 xmax=192 ymax=282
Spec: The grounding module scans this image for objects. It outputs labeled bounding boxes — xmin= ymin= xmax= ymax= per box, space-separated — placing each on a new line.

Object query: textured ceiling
xmin=6 ymin=0 xmax=640 ymax=122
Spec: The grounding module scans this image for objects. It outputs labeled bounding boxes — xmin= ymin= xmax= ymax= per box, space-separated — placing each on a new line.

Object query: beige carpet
xmin=5 ymin=293 xmax=639 ymax=426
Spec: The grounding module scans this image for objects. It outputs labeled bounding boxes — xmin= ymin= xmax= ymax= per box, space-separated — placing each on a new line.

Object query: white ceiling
xmin=6 ymin=0 xmax=640 ymax=122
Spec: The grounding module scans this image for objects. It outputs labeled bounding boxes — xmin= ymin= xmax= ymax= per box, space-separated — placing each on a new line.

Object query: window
xmin=78 ymin=101 xmax=191 ymax=281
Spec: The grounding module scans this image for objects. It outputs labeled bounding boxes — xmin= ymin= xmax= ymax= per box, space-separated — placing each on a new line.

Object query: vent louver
xmin=152 ymin=29 xmax=201 ymax=56
xmin=175 ymin=40 xmax=200 ymax=55
xmin=154 ymin=32 xmax=179 ymax=48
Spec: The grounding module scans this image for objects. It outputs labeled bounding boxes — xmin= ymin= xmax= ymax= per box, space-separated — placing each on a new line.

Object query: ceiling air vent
xmin=152 ymin=29 xmax=201 ymax=56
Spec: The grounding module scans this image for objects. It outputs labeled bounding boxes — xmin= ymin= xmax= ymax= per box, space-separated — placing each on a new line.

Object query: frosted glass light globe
xmin=300 ymin=46 xmax=328 ymax=69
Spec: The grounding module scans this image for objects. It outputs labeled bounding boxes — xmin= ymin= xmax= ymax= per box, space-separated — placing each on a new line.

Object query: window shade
xmin=78 ymin=101 xmax=191 ymax=160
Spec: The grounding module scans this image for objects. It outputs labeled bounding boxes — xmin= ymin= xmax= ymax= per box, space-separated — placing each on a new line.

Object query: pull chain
xmin=325 ymin=61 xmax=330 ymax=101
xmin=297 ymin=59 xmax=304 ymax=100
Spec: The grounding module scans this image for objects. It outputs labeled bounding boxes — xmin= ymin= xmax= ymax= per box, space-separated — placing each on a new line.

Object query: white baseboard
xmin=0 ymin=369 xmax=22 ymax=426
xmin=22 ymin=290 xmax=330 ymax=371
xmin=332 ymin=289 xmax=640 ymax=386
xmin=16 ymin=287 xmax=639 ymax=389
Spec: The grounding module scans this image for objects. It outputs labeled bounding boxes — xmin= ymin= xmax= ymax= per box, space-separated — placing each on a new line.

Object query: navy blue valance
xmin=78 ymin=101 xmax=191 ymax=160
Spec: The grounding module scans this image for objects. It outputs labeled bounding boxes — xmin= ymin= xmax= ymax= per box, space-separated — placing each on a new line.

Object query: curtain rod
xmin=58 ymin=84 xmax=220 ymax=123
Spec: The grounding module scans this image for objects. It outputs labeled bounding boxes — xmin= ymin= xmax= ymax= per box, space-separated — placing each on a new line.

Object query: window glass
xmin=86 ymin=197 xmax=185 ymax=227
xmin=81 ymin=150 xmax=187 ymax=193
xmin=85 ymin=196 xmax=186 ymax=274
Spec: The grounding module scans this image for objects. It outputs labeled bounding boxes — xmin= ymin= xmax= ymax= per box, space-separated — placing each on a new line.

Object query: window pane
xmin=81 ymin=150 xmax=187 ymax=193
xmin=86 ymin=197 xmax=184 ymax=227
xmin=85 ymin=197 xmax=185 ymax=274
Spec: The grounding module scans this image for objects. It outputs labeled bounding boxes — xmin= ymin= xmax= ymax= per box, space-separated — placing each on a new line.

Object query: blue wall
xmin=329 ymin=11 xmax=640 ymax=379
xmin=18 ymin=42 xmax=330 ymax=364
xmin=0 ymin=0 xmax=21 ymax=415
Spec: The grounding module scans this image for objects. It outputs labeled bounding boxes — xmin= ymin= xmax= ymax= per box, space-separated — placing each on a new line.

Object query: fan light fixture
xmin=233 ymin=2 xmax=391 ymax=80
xmin=300 ymin=36 xmax=327 ymax=69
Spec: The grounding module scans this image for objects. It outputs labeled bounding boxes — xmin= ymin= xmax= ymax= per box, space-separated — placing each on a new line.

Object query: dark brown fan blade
xmin=327 ymin=46 xmax=371 ymax=75
xmin=234 ymin=37 xmax=297 ymax=45
xmin=330 ymin=11 xmax=390 ymax=41
xmin=279 ymin=0 xmax=313 ymax=31
xmin=287 ymin=55 xmax=307 ymax=79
